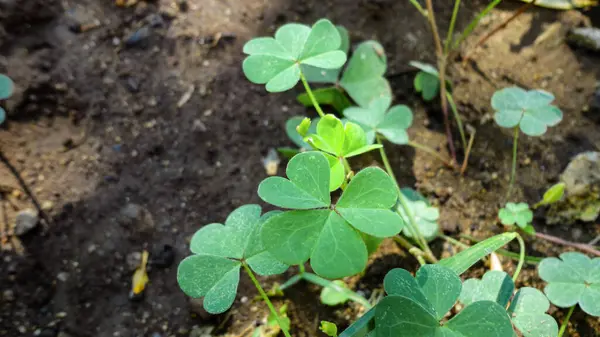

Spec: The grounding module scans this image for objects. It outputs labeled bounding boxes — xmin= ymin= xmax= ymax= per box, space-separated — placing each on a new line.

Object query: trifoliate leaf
xmin=340 ymin=41 xmax=391 ymax=108
xmin=320 ymin=321 xmax=339 ymax=337
xmin=498 ymin=202 xmax=533 ymax=229
xmin=459 ymin=271 xmax=515 ymax=307
xmin=301 ymin=26 xmax=350 ymax=84
xmin=539 ymin=252 xmax=600 ymax=316
xmin=376 ymin=265 xmax=513 ymax=337
xmin=259 ymin=152 xmax=403 ymax=279
xmin=0 ymin=74 xmax=14 ymax=100
xmin=320 ymin=280 xmax=351 ymax=306
xmin=398 ymin=198 xmax=439 ymax=242
xmin=535 ymin=182 xmax=565 ymax=208
xmin=178 ymin=206 xmax=289 ymax=314
xmin=491 ymin=87 xmax=563 ymax=137
xmin=344 ymin=98 xmax=413 ymax=145
xmin=243 ymin=19 xmax=347 ymax=92
xmin=508 ymin=287 xmax=558 ymax=337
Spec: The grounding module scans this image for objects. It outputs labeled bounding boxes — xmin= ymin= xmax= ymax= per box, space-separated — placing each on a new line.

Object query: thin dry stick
xmin=460 ymin=129 xmax=476 ymax=175
xmin=462 ymin=0 xmax=536 ymax=65
xmin=535 ymin=232 xmax=600 ymax=257
xmin=425 ymin=0 xmax=457 ymax=164
xmin=0 ymin=149 xmax=51 ymax=226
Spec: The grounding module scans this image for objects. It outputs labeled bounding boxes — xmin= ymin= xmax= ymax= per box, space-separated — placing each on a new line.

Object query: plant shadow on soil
xmin=1 ymin=0 xmax=600 ymax=336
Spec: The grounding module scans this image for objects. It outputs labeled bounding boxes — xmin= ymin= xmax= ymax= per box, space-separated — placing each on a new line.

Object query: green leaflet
xmin=243 ymin=19 xmax=347 ymax=92
xmin=460 ymin=271 xmax=515 ymax=307
xmin=498 ymin=202 xmax=533 ymax=229
xmin=320 ymin=280 xmax=351 ymax=306
xmin=344 ymin=98 xmax=413 ymax=145
xmin=259 ymin=152 xmax=403 ymax=279
xmin=539 ymin=252 xmax=600 ymax=316
xmin=177 ymin=206 xmax=289 ymax=314
xmin=509 ymin=287 xmax=558 ymax=337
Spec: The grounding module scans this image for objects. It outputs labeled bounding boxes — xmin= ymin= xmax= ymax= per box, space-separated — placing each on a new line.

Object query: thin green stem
xmin=343 ymin=158 xmax=352 ymax=175
xmin=445 ymin=0 xmax=461 ymax=54
xmin=243 ymin=263 xmax=292 ymax=337
xmin=446 ymin=92 xmax=467 ymax=151
xmin=393 ymin=236 xmax=436 ymax=264
xmin=512 ymin=233 xmax=526 ymax=282
xmin=279 ymin=274 xmax=303 ymax=291
xmin=558 ymin=306 xmax=576 ymax=337
xmin=453 ymin=0 xmax=502 ymax=50
xmin=506 ymin=126 xmax=519 ymax=201
xmin=376 ymin=135 xmax=438 ymax=262
xmin=409 ymin=0 xmax=428 ymax=16
xmin=408 ymin=141 xmax=453 ymax=167
xmin=298 ymin=263 xmax=305 ymax=274
xmin=299 ymin=71 xmax=325 ymax=118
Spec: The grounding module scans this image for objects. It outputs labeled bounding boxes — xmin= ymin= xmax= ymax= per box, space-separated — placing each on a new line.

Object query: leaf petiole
xmin=512 ymin=233 xmax=526 ymax=282
xmin=300 ymin=71 xmax=326 ymax=118
xmin=243 ymin=262 xmax=292 ymax=337
xmin=558 ymin=306 xmax=576 ymax=337
xmin=506 ymin=126 xmax=519 ymax=201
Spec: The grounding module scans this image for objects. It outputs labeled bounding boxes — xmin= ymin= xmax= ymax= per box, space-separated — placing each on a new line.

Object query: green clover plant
xmin=397 ymin=189 xmax=439 ymax=242
xmin=343 ymin=97 xmax=412 ymax=145
xmin=499 ymin=202 xmax=534 ymax=234
xmin=258 ymin=151 xmax=404 ymax=279
xmin=410 ymin=61 xmax=442 ymax=101
xmin=320 ymin=280 xmax=351 ymax=306
xmin=375 ymin=265 xmax=514 ymax=337
xmin=491 ymin=87 xmax=563 ymax=197
xmin=242 ymin=19 xmax=347 ymax=92
xmin=460 ymin=271 xmax=559 ymax=337
xmin=177 ymin=205 xmax=289 ymax=314
xmin=539 ymin=252 xmax=600 ymax=317
xmin=277 ymin=116 xmax=319 ymax=158
xmin=0 ymin=74 xmax=14 ymax=125
xmin=534 ymin=182 xmax=565 ymax=209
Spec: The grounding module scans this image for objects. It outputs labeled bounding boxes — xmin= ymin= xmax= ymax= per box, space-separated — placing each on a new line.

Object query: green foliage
xmin=460 ymin=271 xmax=558 ymax=337
xmin=499 ymin=202 xmax=534 ymax=234
xmin=258 ymin=152 xmax=404 ymax=279
xmin=397 ymin=189 xmax=439 ymax=242
xmin=375 ymin=265 xmax=514 ymax=337
xmin=305 ymin=114 xmax=382 ymax=190
xmin=177 ymin=205 xmax=289 ymax=314
xmin=410 ymin=61 xmax=440 ymax=101
xmin=320 ymin=280 xmax=351 ymax=306
xmin=301 ymin=26 xmax=350 ymax=84
xmin=535 ymin=182 xmax=565 ymax=208
xmin=438 ymin=232 xmax=518 ymax=275
xmin=320 ymin=321 xmax=339 ymax=337
xmin=242 ymin=19 xmax=347 ymax=92
xmin=344 ymin=97 xmax=414 ymax=145
xmin=0 ymin=74 xmax=14 ymax=125
xmin=267 ymin=304 xmax=291 ymax=332
xmin=539 ymin=252 xmax=600 ymax=317
xmin=491 ymin=87 xmax=563 ymax=136
xmin=297 ymin=87 xmax=352 ymax=113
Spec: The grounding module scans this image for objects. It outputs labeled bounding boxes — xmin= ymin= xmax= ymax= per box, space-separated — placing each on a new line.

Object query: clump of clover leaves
xmin=397 ymin=188 xmax=439 ymax=242
xmin=258 ymin=151 xmax=404 ymax=279
xmin=375 ymin=264 xmax=514 ymax=337
xmin=343 ymin=97 xmax=413 ymax=145
xmin=177 ymin=205 xmax=289 ymax=314
xmin=459 ymin=270 xmax=559 ymax=337
xmin=539 ymin=252 xmax=600 ymax=317
xmin=499 ymin=202 xmax=535 ymax=234
xmin=303 ymin=115 xmax=382 ymax=191
xmin=0 ymin=74 xmax=14 ymax=125
xmin=242 ymin=19 xmax=347 ymax=92
xmin=492 ymin=87 xmax=563 ymax=194
xmin=298 ymin=39 xmax=392 ymax=111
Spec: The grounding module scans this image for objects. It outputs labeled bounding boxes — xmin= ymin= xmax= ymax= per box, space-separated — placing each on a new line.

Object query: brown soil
xmin=1 ymin=0 xmax=599 ymax=336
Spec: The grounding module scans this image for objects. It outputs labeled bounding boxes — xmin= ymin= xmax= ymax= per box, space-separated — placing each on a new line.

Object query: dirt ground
xmin=1 ymin=0 xmax=600 ymax=336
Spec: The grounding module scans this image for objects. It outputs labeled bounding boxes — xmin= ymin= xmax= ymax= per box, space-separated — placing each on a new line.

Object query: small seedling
xmin=410 ymin=61 xmax=442 ymax=101
xmin=320 ymin=321 xmax=339 ymax=337
xmin=278 ymin=116 xmax=319 ymax=158
xmin=343 ymin=97 xmax=412 ymax=145
xmin=242 ymin=19 xmax=347 ymax=92
xmin=397 ymin=189 xmax=439 ymax=242
xmin=258 ymin=151 xmax=404 ymax=279
xmin=492 ymin=87 xmax=563 ymax=197
xmin=539 ymin=252 xmax=600 ymax=317
xmin=303 ymin=115 xmax=382 ymax=190
xmin=534 ymin=182 xmax=566 ymax=208
xmin=177 ymin=205 xmax=289 ymax=314
xmin=460 ymin=271 xmax=558 ymax=337
xmin=375 ymin=265 xmax=514 ymax=337
xmin=499 ymin=202 xmax=534 ymax=234
xmin=0 ymin=74 xmax=14 ymax=125
xmin=320 ymin=280 xmax=351 ymax=306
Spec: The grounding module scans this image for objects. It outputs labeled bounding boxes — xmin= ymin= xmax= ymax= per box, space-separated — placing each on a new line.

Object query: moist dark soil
xmin=1 ymin=0 xmax=600 ymax=336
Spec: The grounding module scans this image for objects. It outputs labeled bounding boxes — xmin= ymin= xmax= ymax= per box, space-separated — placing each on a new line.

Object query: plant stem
xmin=376 ymin=136 xmax=438 ymax=262
xmin=512 ymin=233 xmax=526 ymax=282
xmin=460 ymin=129 xmax=476 ymax=175
xmin=408 ymin=141 xmax=453 ymax=168
xmin=558 ymin=306 xmax=576 ymax=337
xmin=445 ymin=0 xmax=461 ymax=54
xmin=453 ymin=0 xmax=502 ymax=50
xmin=393 ymin=236 xmax=435 ymax=264
xmin=409 ymin=0 xmax=428 ymax=17
xmin=298 ymin=263 xmax=305 ymax=274
xmin=446 ymin=92 xmax=467 ymax=151
xmin=299 ymin=71 xmax=325 ymax=118
xmin=506 ymin=126 xmax=519 ymax=201
xmin=279 ymin=274 xmax=303 ymax=291
xmin=534 ymin=232 xmax=600 ymax=257
xmin=242 ymin=263 xmax=292 ymax=337
xmin=424 ymin=0 xmax=457 ymax=163
xmin=455 ymin=234 xmax=543 ymax=264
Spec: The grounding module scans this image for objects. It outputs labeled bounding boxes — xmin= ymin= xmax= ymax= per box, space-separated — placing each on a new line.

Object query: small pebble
xmin=14 ymin=209 xmax=40 ymax=236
